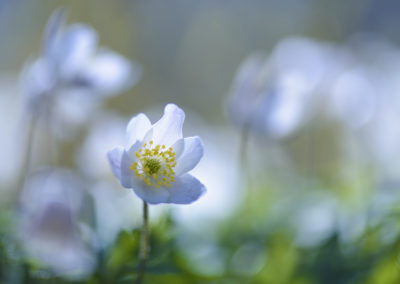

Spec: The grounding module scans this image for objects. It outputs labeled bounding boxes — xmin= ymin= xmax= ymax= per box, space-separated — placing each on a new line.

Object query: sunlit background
xmin=1 ymin=0 xmax=400 ymax=283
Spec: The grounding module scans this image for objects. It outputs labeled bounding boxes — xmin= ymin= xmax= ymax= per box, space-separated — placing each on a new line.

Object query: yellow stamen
xmin=130 ymin=141 xmax=177 ymax=189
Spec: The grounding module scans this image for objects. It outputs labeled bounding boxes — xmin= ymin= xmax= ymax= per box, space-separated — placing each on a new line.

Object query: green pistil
xmin=143 ymin=158 xmax=161 ymax=175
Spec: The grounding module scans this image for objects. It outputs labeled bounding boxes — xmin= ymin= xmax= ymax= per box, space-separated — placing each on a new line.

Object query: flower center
xmin=143 ymin=158 xmax=161 ymax=175
xmin=130 ymin=140 xmax=176 ymax=188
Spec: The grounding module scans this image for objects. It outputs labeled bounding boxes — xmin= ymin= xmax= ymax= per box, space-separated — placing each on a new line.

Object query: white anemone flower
xmin=19 ymin=169 xmax=95 ymax=279
xmin=227 ymin=37 xmax=336 ymax=139
xmin=21 ymin=9 xmax=141 ymax=138
xmin=107 ymin=104 xmax=206 ymax=204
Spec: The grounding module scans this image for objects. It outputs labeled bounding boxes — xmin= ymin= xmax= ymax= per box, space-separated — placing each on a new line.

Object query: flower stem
xmin=239 ymin=125 xmax=249 ymax=168
xmin=14 ymin=116 xmax=36 ymax=204
xmin=136 ymin=201 xmax=149 ymax=284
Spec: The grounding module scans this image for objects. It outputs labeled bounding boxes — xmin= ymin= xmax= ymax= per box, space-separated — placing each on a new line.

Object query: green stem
xmin=136 ymin=201 xmax=149 ymax=284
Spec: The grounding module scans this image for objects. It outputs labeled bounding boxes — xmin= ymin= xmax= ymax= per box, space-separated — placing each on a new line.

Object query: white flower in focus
xmin=19 ymin=169 xmax=95 ymax=279
xmin=20 ymin=9 xmax=141 ymax=137
xmin=107 ymin=104 xmax=206 ymax=204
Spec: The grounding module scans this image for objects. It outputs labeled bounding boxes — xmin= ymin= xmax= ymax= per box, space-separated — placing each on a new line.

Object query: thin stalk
xmin=239 ymin=124 xmax=256 ymax=206
xmin=239 ymin=125 xmax=249 ymax=169
xmin=136 ymin=201 xmax=149 ymax=284
xmin=45 ymin=95 xmax=60 ymax=167
xmin=14 ymin=116 xmax=36 ymax=204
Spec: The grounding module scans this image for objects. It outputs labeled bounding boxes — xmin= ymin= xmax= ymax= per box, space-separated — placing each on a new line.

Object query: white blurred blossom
xmin=325 ymin=37 xmax=400 ymax=178
xmin=19 ymin=169 xmax=95 ymax=279
xmin=328 ymin=67 xmax=378 ymax=129
xmin=227 ymin=37 xmax=336 ymax=139
xmin=20 ymin=9 xmax=141 ymax=139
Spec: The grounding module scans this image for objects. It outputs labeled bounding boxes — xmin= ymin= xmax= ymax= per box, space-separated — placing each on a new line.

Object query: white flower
xmin=19 ymin=169 xmax=95 ymax=279
xmin=227 ymin=37 xmax=335 ymax=139
xmin=20 ymin=9 xmax=141 ymax=137
xmin=107 ymin=104 xmax=206 ymax=204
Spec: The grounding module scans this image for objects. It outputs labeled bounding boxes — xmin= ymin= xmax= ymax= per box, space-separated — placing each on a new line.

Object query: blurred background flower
xmin=18 ymin=169 xmax=95 ymax=279
xmin=20 ymin=8 xmax=141 ymax=139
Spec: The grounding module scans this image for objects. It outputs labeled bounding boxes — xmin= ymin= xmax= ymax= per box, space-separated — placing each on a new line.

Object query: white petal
xmin=21 ymin=58 xmax=54 ymax=110
xmin=126 ymin=113 xmax=152 ymax=147
xmin=120 ymin=141 xmax=142 ymax=188
xmin=126 ymin=139 xmax=144 ymax=161
xmin=152 ymin=104 xmax=185 ymax=147
xmin=171 ymin=138 xmax=184 ymax=160
xmin=142 ymin=128 xmax=154 ymax=145
xmin=42 ymin=8 xmax=65 ymax=59
xmin=81 ymin=50 xmax=141 ymax=95
xmin=174 ymin=136 xmax=204 ymax=176
xmin=132 ymin=180 xmax=170 ymax=204
xmin=54 ymin=24 xmax=98 ymax=78
xmin=120 ymin=151 xmax=133 ymax=188
xmin=107 ymin=146 xmax=124 ymax=180
xmin=166 ymin=174 xmax=206 ymax=204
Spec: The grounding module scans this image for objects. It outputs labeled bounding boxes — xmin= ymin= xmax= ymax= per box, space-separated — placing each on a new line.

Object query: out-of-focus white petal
xmin=152 ymin=104 xmax=185 ymax=147
xmin=20 ymin=58 xmax=54 ymax=112
xmin=269 ymin=37 xmax=331 ymax=90
xmin=53 ymin=24 xmax=98 ymax=79
xmin=166 ymin=174 xmax=206 ymax=204
xmin=174 ymin=136 xmax=204 ymax=176
xmin=52 ymin=89 xmax=100 ymax=140
xmin=329 ymin=68 xmax=377 ymax=129
xmin=257 ymin=74 xmax=314 ymax=138
xmin=81 ymin=50 xmax=140 ymax=95
xmin=19 ymin=170 xmax=95 ymax=279
xmin=42 ymin=8 xmax=65 ymax=59
xmin=126 ymin=113 xmax=152 ymax=147
xmin=227 ymin=53 xmax=268 ymax=129
xmin=107 ymin=146 xmax=124 ymax=180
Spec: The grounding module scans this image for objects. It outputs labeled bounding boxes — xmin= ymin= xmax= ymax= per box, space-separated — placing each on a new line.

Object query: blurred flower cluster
xmin=1 ymin=3 xmax=400 ymax=284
